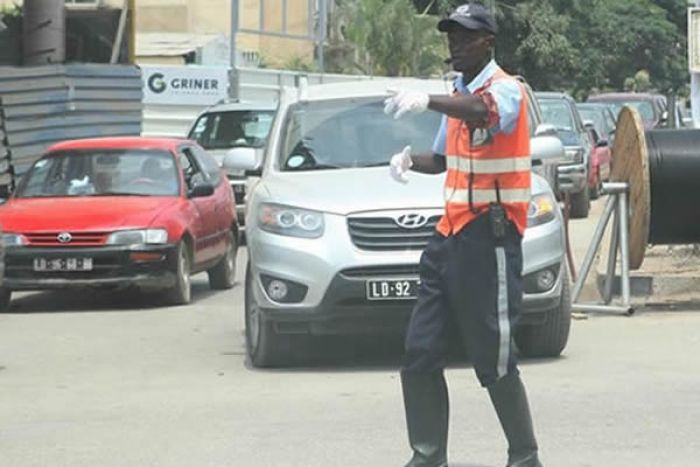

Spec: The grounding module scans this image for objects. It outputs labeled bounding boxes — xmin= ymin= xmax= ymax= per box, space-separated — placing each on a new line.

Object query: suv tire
xmin=0 ymin=288 xmax=11 ymax=312
xmin=569 ymin=185 xmax=590 ymax=219
xmin=208 ymin=230 xmax=238 ymax=290
xmin=245 ymin=264 xmax=292 ymax=367
xmin=515 ymin=269 xmax=572 ymax=358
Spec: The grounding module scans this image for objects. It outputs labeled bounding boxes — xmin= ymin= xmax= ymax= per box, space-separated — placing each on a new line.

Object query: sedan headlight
xmin=106 ymin=229 xmax=168 ymax=245
xmin=527 ymin=193 xmax=557 ymax=227
xmin=1 ymin=233 xmax=27 ymax=246
xmin=565 ymin=147 xmax=584 ymax=163
xmin=258 ymin=203 xmax=324 ymax=238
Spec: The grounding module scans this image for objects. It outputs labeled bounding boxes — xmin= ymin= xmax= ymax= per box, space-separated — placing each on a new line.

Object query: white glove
xmin=389 ymin=145 xmax=413 ymax=183
xmin=384 ymin=87 xmax=429 ymax=119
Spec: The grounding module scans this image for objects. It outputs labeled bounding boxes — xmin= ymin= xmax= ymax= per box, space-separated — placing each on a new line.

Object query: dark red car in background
xmin=576 ymin=102 xmax=615 ymax=198
xmin=587 ymin=92 xmax=667 ymax=130
xmin=0 ymin=137 xmax=238 ymax=311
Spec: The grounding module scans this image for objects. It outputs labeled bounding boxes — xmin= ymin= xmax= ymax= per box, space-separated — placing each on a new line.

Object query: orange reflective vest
xmin=436 ymin=70 xmax=531 ymax=237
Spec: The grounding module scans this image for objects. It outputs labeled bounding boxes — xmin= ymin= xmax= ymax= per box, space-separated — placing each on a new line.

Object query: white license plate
xmin=366 ymin=278 xmax=420 ymax=301
xmin=33 ymin=257 xmax=93 ymax=272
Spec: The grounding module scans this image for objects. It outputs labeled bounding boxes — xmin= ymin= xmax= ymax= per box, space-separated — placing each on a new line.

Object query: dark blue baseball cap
xmin=438 ymin=3 xmax=498 ymax=35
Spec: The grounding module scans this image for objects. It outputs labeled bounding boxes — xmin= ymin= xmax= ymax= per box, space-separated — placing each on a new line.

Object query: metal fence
xmin=142 ymin=66 xmax=374 ymax=137
xmin=0 ymin=64 xmax=143 ymax=184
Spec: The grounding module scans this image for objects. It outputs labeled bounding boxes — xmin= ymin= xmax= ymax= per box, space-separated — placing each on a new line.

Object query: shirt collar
xmin=454 ymin=59 xmax=499 ymax=94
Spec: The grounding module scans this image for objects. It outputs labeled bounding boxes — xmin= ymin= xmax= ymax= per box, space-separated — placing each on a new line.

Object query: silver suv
xmin=187 ymin=100 xmax=277 ymax=231
xmin=536 ymin=92 xmax=594 ymax=219
xmin=233 ymin=79 xmax=571 ymax=367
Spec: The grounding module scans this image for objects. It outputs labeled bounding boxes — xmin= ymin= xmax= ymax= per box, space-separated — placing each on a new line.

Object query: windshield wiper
xmin=90 ymin=192 xmax=150 ymax=196
xmin=289 ymin=163 xmax=343 ymax=171
xmin=362 ymin=161 xmax=390 ymax=168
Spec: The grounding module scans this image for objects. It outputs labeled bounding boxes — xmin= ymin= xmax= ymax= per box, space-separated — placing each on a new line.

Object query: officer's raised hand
xmin=384 ymin=87 xmax=429 ymax=119
xmin=389 ymin=145 xmax=413 ymax=183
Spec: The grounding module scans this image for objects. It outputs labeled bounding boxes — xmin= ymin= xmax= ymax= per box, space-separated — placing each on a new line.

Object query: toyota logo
xmin=395 ymin=213 xmax=428 ymax=229
xmin=57 ymin=232 xmax=72 ymax=243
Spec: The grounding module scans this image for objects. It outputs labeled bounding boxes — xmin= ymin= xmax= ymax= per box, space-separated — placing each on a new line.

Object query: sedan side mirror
xmin=189 ymin=180 xmax=215 ymax=198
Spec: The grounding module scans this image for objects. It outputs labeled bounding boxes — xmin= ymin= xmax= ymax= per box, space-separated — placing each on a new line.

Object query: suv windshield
xmin=189 ymin=110 xmax=275 ymax=150
xmin=539 ymin=99 xmax=575 ymax=132
xmin=15 ymin=149 xmax=180 ymax=198
xmin=279 ymin=97 xmax=439 ymax=171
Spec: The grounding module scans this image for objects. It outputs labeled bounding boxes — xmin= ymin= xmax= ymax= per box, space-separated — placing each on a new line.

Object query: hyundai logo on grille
xmin=395 ymin=213 xmax=428 ymax=229
xmin=57 ymin=232 xmax=72 ymax=243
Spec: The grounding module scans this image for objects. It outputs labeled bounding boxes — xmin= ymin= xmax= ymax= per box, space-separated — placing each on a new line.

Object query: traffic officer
xmin=384 ymin=4 xmax=542 ymax=467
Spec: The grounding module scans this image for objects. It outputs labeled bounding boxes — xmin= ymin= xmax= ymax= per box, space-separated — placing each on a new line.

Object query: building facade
xmin=0 ymin=0 xmax=315 ymax=67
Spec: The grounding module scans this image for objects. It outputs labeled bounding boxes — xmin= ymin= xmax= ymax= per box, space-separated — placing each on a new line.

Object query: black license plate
xmin=366 ymin=278 xmax=420 ymax=301
xmin=232 ymin=184 xmax=245 ymax=194
xmin=33 ymin=257 xmax=93 ymax=272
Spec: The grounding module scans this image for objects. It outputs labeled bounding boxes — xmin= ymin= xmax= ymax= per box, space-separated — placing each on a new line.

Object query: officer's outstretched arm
xmin=428 ymin=94 xmax=488 ymax=125
xmin=410 ymin=153 xmax=446 ymax=175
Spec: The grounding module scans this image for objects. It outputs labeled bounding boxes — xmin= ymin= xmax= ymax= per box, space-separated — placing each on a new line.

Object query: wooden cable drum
xmin=611 ymin=107 xmax=700 ymax=270
xmin=610 ymin=107 xmax=650 ymax=270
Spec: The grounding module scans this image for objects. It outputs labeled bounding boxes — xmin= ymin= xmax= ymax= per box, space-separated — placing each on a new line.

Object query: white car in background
xmin=187 ymin=99 xmax=277 ymax=233
xmin=230 ymin=79 xmax=571 ymax=367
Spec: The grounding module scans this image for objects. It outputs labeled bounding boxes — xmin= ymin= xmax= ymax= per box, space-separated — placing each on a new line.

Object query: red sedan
xmin=0 ymin=137 xmax=239 ymax=311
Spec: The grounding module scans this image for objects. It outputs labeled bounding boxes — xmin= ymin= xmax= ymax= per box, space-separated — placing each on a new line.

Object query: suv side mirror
xmin=531 ymin=135 xmax=565 ymax=162
xmin=223 ymin=147 xmax=259 ymax=173
xmin=534 ymin=123 xmax=558 ymax=137
xmin=189 ymin=180 xmax=214 ymax=198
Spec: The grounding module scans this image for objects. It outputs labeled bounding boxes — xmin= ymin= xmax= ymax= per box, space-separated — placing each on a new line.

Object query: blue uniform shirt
xmin=432 ymin=60 xmax=523 ymax=155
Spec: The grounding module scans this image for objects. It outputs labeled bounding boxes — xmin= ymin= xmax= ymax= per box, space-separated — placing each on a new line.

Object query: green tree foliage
xmin=495 ymin=0 xmax=687 ymax=97
xmin=324 ymin=0 xmax=688 ymax=97
xmin=326 ymin=0 xmax=447 ymax=77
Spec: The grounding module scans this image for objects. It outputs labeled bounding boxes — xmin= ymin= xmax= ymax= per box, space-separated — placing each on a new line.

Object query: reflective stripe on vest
xmin=445 ymin=187 xmax=531 ymax=204
xmin=437 ymin=68 xmax=531 ymax=236
xmin=445 ymin=155 xmax=531 ymax=174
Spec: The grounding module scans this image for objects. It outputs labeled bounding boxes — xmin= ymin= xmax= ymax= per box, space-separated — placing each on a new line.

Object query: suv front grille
xmin=347 ymin=215 xmax=440 ymax=251
xmin=341 ymin=264 xmax=420 ymax=279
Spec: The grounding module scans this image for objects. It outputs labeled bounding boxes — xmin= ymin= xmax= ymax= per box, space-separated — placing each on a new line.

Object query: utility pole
xmin=692 ymin=2 xmax=700 ymax=127
xmin=23 ymin=0 xmax=65 ymax=65
xmin=230 ymin=0 xmax=240 ymax=99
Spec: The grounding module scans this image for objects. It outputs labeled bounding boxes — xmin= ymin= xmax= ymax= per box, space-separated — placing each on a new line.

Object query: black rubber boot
xmin=401 ymin=370 xmax=449 ymax=467
xmin=487 ymin=373 xmax=542 ymax=467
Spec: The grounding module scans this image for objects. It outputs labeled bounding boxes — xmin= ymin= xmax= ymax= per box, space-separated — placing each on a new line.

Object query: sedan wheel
xmin=165 ymin=241 xmax=191 ymax=305
xmin=208 ymin=231 xmax=238 ymax=290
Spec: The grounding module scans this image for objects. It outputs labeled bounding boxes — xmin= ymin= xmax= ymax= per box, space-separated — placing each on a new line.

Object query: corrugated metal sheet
xmin=0 ymin=64 xmax=143 ymax=182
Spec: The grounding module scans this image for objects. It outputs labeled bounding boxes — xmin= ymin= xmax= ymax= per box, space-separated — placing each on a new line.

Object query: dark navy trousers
xmin=402 ymin=214 xmax=524 ymax=387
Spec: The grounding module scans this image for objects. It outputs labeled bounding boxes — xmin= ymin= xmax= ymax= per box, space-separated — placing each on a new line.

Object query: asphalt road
xmin=2 ymin=208 xmax=700 ymax=466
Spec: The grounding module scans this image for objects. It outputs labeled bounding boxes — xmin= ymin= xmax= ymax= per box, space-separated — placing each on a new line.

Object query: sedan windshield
xmin=189 ymin=110 xmax=275 ymax=150
xmin=15 ymin=149 xmax=180 ymax=198
xmin=279 ymin=97 xmax=440 ymax=171
xmin=578 ymin=108 xmax=611 ymax=138
xmin=607 ymin=100 xmax=656 ymax=123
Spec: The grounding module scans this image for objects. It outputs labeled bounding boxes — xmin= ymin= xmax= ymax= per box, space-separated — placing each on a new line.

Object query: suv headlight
xmin=106 ymin=229 xmax=168 ymax=245
xmin=565 ymin=147 xmax=584 ymax=163
xmin=527 ymin=193 xmax=557 ymax=227
xmin=258 ymin=203 xmax=324 ymax=238
xmin=1 ymin=233 xmax=27 ymax=246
